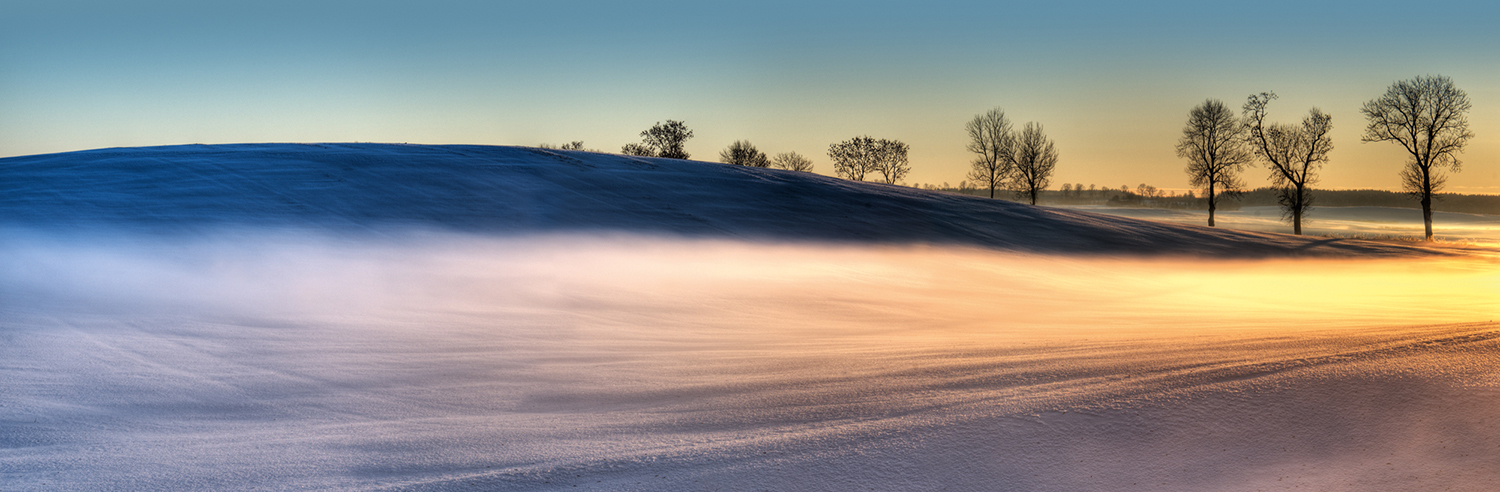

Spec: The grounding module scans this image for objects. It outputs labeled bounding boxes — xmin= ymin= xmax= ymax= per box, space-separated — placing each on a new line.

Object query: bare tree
xmin=544 ymin=141 xmax=601 ymax=152
xmin=1361 ymin=75 xmax=1474 ymax=241
xmin=1136 ymin=183 xmax=1158 ymax=199
xmin=1243 ymin=92 xmax=1333 ymax=235
xmin=638 ymin=120 xmax=694 ymax=159
xmin=719 ymin=140 xmax=769 ymax=167
xmin=1010 ymin=122 xmax=1057 ymax=205
xmin=829 ymin=136 xmax=908 ymax=183
xmin=1177 ymin=98 xmax=1252 ymax=227
xmin=828 ymin=136 xmax=877 ymax=181
xmin=620 ymin=143 xmax=655 ymax=156
xmin=770 ymin=151 xmax=814 ymax=172
xmin=872 ymin=139 xmax=910 ymax=184
xmin=540 ymin=141 xmax=588 ymax=151
xmin=964 ymin=108 xmax=1016 ymax=199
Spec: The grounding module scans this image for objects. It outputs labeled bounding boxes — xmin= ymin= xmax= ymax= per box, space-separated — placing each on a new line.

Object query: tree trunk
xmin=1421 ymin=193 xmax=1434 ymax=241
xmin=1292 ymin=185 xmax=1303 ymax=235
xmin=1421 ymin=169 xmax=1434 ymax=241
xmin=1207 ymin=182 xmax=1216 ymax=227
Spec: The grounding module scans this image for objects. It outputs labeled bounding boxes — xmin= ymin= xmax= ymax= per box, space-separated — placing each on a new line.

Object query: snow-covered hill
xmin=5 ymin=143 xmax=1499 ymax=491
xmin=0 ymin=143 xmax=1449 ymax=257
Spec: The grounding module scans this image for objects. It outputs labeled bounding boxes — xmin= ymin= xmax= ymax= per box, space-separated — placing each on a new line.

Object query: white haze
xmin=1069 ymin=205 xmax=1500 ymax=246
xmin=3 ymin=230 xmax=1500 ymax=491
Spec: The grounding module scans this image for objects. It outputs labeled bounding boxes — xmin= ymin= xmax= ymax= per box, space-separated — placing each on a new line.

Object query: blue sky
xmin=3 ymin=0 xmax=1498 ymax=191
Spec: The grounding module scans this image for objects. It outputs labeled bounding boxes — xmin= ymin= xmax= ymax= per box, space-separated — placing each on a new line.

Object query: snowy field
xmin=3 ymin=144 xmax=1500 ymax=491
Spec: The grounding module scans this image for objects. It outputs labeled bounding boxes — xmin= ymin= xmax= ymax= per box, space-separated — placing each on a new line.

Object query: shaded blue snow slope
xmin=0 ymin=143 xmax=1441 ymax=257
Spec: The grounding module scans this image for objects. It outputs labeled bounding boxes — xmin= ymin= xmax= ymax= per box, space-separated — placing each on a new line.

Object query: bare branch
xmin=827 ymin=136 xmax=876 ymax=181
xmin=828 ymin=136 xmax=908 ymax=184
xmin=964 ymin=108 xmax=1016 ymax=199
xmin=1010 ymin=122 xmax=1057 ymax=206
xmin=770 ymin=151 xmax=814 ymax=172
xmin=1178 ymin=98 xmax=1250 ymax=226
xmin=872 ymin=139 xmax=910 ymax=185
xmin=1361 ymin=75 xmax=1473 ymax=240
xmin=1242 ymin=92 xmax=1329 ymax=234
xmin=639 ymin=120 xmax=694 ymax=159
xmin=719 ymin=140 xmax=769 ymax=167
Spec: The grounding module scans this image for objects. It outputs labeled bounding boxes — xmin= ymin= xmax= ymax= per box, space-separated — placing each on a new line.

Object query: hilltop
xmin=0 ymin=143 xmax=1451 ymax=257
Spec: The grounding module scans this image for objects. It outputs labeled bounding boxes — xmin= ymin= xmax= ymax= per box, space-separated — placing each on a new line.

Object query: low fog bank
xmin=3 ymin=231 xmax=1499 ymax=491
xmin=5 ymin=229 xmax=1496 ymax=335
xmin=1069 ymin=204 xmax=1500 ymax=245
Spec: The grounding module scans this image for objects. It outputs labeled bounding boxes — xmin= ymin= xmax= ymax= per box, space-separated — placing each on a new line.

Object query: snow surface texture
xmin=3 ymin=144 xmax=1500 ymax=491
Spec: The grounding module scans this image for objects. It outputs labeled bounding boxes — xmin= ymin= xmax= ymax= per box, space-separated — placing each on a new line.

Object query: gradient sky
xmin=4 ymin=0 xmax=1498 ymax=193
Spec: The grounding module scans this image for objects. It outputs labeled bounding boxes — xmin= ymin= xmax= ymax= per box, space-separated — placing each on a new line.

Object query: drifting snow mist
xmin=3 ymin=231 xmax=1499 ymax=491
xmin=6 ymin=230 xmax=1496 ymax=337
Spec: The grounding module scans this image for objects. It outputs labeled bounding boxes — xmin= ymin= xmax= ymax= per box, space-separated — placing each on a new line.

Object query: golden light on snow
xmin=6 ymin=232 xmax=1500 ymax=490
xmin=14 ymin=232 xmax=1495 ymax=345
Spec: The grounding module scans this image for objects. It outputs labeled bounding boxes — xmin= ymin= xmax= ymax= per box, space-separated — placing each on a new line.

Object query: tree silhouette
xmin=1361 ymin=75 xmax=1473 ymax=241
xmin=1177 ymin=98 xmax=1252 ymax=227
xmin=872 ymin=139 xmax=910 ymax=184
xmin=541 ymin=141 xmax=593 ymax=152
xmin=1243 ymin=92 xmax=1333 ymax=235
xmin=964 ymin=108 xmax=1016 ymax=199
xmin=620 ymin=143 xmax=655 ymax=156
xmin=829 ymin=136 xmax=877 ymax=181
xmin=1010 ymin=122 xmax=1057 ymax=205
xmin=719 ymin=140 xmax=769 ymax=167
xmin=1136 ymin=183 xmax=1158 ymax=199
xmin=638 ymin=120 xmax=694 ymax=159
xmin=829 ymin=136 xmax=908 ymax=183
xmin=770 ymin=151 xmax=814 ymax=172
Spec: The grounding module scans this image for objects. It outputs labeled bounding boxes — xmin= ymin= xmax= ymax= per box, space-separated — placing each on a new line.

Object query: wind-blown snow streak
xmin=3 ymin=233 xmax=1498 ymax=491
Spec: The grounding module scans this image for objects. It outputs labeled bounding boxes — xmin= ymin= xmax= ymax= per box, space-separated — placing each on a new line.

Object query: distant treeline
xmin=931 ymin=186 xmax=1500 ymax=215
xmin=1232 ymin=188 xmax=1500 ymax=215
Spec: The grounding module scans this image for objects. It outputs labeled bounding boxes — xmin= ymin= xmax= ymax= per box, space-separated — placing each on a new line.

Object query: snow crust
xmin=3 ymin=144 xmax=1500 ymax=491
